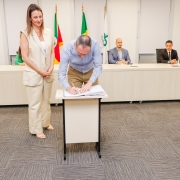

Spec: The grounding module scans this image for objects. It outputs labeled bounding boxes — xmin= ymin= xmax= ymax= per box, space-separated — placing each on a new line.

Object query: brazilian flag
xmin=81 ymin=12 xmax=88 ymax=35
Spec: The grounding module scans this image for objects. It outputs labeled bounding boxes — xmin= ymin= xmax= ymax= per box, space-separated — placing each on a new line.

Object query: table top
xmin=55 ymin=89 xmax=108 ymax=100
xmin=102 ymin=64 xmax=180 ymax=71
xmin=1 ymin=64 xmax=180 ymax=72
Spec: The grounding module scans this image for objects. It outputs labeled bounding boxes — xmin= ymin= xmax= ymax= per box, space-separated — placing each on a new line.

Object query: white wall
xmin=171 ymin=0 xmax=180 ymax=58
xmin=139 ymin=0 xmax=171 ymax=54
xmin=4 ymin=0 xmax=38 ymax=55
xmin=74 ymin=0 xmax=106 ymax=43
xmin=0 ymin=0 xmax=180 ymax=65
xmin=41 ymin=0 xmax=74 ymax=46
xmin=107 ymin=0 xmax=139 ymax=63
xmin=2 ymin=0 xmax=74 ymax=58
xmin=0 ymin=0 xmax=9 ymax=65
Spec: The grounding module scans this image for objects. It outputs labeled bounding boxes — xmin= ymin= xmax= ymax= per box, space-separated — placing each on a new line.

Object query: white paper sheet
xmin=64 ymin=85 xmax=105 ymax=97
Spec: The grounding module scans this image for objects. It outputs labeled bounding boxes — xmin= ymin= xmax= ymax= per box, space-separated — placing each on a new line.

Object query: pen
xmin=72 ymin=83 xmax=79 ymax=94
xmin=72 ymin=83 xmax=75 ymax=88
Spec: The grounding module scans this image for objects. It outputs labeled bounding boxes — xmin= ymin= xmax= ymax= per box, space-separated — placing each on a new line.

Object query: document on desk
xmin=171 ymin=64 xmax=180 ymax=67
xmin=64 ymin=85 xmax=105 ymax=97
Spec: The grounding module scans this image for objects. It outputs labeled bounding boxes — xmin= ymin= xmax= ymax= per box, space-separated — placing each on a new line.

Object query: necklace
xmin=34 ymin=29 xmax=41 ymax=37
xmin=36 ymin=31 xmax=41 ymax=37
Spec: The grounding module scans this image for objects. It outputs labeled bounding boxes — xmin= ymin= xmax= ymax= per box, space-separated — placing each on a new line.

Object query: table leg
xmin=62 ymin=99 xmax=66 ymax=160
xmin=96 ymin=98 xmax=101 ymax=158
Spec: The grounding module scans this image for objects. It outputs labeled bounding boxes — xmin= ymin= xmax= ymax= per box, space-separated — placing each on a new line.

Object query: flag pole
xmin=55 ymin=5 xmax=58 ymax=24
xmin=82 ymin=3 xmax=84 ymax=12
xmin=104 ymin=4 xmax=106 ymax=19
xmin=55 ymin=4 xmax=57 ymax=15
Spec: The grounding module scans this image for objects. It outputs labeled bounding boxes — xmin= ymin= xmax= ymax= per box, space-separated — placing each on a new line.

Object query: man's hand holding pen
xmin=67 ymin=83 xmax=79 ymax=95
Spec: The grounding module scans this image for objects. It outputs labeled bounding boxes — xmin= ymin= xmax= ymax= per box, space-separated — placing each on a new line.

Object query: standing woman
xmin=20 ymin=4 xmax=54 ymax=139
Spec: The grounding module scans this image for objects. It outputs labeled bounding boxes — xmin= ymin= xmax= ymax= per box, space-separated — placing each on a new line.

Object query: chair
xmin=156 ymin=49 xmax=164 ymax=63
xmin=107 ymin=50 xmax=110 ymax=64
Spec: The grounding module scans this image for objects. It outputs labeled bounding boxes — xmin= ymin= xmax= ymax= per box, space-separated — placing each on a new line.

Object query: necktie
xmin=168 ymin=52 xmax=171 ymax=60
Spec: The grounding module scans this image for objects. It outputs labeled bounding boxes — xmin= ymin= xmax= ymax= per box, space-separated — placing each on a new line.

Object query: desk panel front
xmin=1 ymin=64 xmax=180 ymax=105
xmin=64 ymin=99 xmax=99 ymax=143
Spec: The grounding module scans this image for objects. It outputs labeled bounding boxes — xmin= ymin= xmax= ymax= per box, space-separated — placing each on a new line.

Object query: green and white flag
xmin=102 ymin=12 xmax=109 ymax=64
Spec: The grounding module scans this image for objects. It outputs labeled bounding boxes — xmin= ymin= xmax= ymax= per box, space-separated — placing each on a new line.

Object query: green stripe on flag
xmin=81 ymin=12 xmax=88 ymax=35
xmin=54 ymin=13 xmax=58 ymax=39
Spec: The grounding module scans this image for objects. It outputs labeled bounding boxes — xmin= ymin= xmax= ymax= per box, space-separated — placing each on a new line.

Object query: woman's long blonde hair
xmin=26 ymin=4 xmax=44 ymax=35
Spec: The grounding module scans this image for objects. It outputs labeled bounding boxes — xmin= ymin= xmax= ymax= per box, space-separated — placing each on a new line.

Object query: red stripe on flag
xmin=54 ymin=26 xmax=63 ymax=63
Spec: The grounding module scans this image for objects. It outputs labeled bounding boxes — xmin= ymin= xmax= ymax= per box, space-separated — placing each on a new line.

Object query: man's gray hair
xmin=76 ymin=35 xmax=92 ymax=48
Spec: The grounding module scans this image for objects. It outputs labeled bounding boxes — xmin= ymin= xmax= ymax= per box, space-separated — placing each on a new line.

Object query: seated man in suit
xmin=158 ymin=40 xmax=178 ymax=64
xmin=109 ymin=38 xmax=131 ymax=64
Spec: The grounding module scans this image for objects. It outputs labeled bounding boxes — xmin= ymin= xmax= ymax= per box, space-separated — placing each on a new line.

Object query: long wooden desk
xmin=1 ymin=64 xmax=180 ymax=105
xmin=100 ymin=64 xmax=180 ymax=102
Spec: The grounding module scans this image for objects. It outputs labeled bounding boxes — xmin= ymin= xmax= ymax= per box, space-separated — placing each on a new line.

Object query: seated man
xmin=109 ymin=38 xmax=131 ymax=64
xmin=158 ymin=40 xmax=178 ymax=64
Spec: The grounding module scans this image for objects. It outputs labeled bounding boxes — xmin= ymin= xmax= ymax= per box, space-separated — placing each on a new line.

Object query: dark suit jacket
xmin=158 ymin=49 xmax=178 ymax=63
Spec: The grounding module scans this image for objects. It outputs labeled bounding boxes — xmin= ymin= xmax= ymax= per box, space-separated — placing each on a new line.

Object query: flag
xmin=102 ymin=5 xmax=109 ymax=64
xmin=54 ymin=6 xmax=63 ymax=64
xmin=81 ymin=6 xmax=88 ymax=35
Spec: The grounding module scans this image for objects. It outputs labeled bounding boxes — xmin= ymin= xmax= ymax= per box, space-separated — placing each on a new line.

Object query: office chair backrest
xmin=156 ymin=49 xmax=164 ymax=63
xmin=107 ymin=50 xmax=110 ymax=64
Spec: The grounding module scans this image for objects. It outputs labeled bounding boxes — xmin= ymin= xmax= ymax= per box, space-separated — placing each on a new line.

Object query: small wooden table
xmin=55 ymin=89 xmax=108 ymax=160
